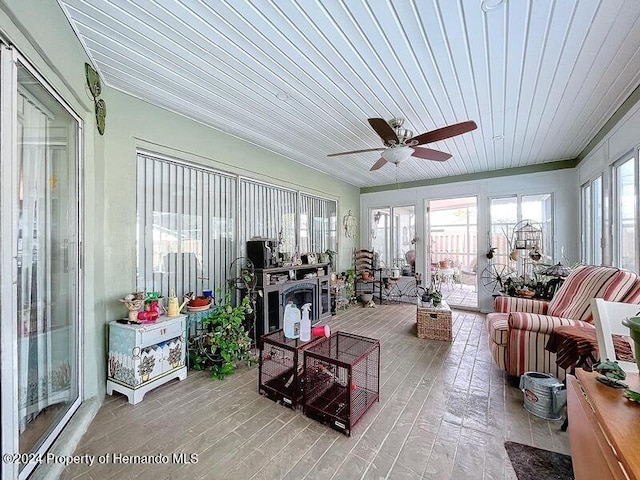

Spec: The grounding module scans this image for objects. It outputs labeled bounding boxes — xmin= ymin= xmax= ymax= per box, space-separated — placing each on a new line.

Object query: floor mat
xmin=504 ymin=441 xmax=574 ymax=480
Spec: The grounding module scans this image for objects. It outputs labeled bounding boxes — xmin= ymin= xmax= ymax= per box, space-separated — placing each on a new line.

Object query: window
xmin=581 ymin=176 xmax=602 ymax=265
xmin=392 ymin=206 xmax=415 ymax=273
xmin=489 ymin=196 xmax=518 ymax=267
xmin=137 ymin=156 xmax=339 ymax=298
xmin=522 ymin=193 xmax=553 ymax=264
xmin=614 ymin=156 xmax=638 ymax=271
xmin=299 ymin=193 xmax=337 ymax=254
xmin=136 ymin=152 xmax=237 ymax=296
xmin=489 ymin=193 xmax=553 ymax=279
xmin=239 ymin=179 xmax=297 ymax=258
xmin=239 ymin=181 xmax=337 ymax=260
xmin=369 ymin=206 xmax=415 ymax=273
xmin=370 ymin=208 xmax=391 ymax=268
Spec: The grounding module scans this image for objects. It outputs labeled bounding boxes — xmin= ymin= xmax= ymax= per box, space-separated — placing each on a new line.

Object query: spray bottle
xmin=300 ymin=303 xmax=312 ymax=341
xmin=284 ymin=302 xmax=301 ymax=339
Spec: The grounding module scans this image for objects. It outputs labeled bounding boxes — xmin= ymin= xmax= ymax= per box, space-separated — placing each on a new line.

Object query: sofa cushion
xmin=486 ymin=312 xmax=509 ymax=345
xmin=548 ymin=265 xmax=638 ymax=322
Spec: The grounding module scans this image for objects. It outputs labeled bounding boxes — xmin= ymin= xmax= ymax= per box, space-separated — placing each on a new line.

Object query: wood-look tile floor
xmin=61 ymin=304 xmax=569 ymax=480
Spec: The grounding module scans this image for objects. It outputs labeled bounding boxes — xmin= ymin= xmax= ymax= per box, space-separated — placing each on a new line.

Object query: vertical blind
xmin=299 ymin=193 xmax=337 ymax=254
xmin=239 ymin=179 xmax=298 ymax=258
xmin=136 ymin=153 xmax=236 ymax=297
xmin=137 ymin=153 xmax=339 ymax=298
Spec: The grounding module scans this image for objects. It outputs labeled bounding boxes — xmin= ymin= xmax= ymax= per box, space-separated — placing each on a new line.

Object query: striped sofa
xmin=485 ymin=265 xmax=640 ymax=381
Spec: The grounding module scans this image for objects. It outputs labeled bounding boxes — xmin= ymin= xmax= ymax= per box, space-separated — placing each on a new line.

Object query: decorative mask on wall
xmin=85 ymin=63 xmax=106 ymax=135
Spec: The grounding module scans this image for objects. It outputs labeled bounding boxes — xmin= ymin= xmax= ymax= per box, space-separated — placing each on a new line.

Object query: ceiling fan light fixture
xmin=481 ymin=0 xmax=506 ymax=13
xmin=381 ymin=145 xmax=413 ymax=165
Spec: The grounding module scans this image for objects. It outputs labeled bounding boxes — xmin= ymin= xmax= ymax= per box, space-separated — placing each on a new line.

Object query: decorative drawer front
xmin=138 ymin=320 xmax=184 ymax=348
xmin=108 ymin=315 xmax=186 ymax=388
xmin=108 ymin=335 xmax=185 ymax=388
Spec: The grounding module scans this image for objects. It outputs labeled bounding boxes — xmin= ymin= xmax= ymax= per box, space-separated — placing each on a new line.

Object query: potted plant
xmin=421 ymin=275 xmax=443 ymax=306
xmin=138 ymin=355 xmax=155 ymax=382
xmin=191 ymin=290 xmax=255 ymax=380
xmin=341 ymin=269 xmax=356 ymax=304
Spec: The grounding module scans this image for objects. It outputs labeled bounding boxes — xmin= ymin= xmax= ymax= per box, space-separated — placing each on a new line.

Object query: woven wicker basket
xmin=416 ymin=306 xmax=452 ymax=341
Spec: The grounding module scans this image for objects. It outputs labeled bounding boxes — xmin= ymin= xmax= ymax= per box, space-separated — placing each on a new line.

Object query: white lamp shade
xmin=381 ymin=146 xmax=413 ymax=165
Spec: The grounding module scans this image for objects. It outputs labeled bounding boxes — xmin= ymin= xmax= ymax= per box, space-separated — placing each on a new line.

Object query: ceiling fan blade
xmin=369 ymin=157 xmax=388 ymax=171
xmin=410 ymin=120 xmax=477 ymax=146
xmin=411 ymin=147 xmax=452 ymax=162
xmin=368 ymin=118 xmax=399 ymax=145
xmin=327 ymin=147 xmax=385 ymax=157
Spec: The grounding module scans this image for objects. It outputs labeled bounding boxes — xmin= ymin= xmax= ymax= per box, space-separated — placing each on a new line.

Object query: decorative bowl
xmin=189 ymin=296 xmax=210 ymax=307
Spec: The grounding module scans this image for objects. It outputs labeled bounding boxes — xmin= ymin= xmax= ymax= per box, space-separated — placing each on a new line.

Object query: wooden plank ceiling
xmin=59 ymin=0 xmax=640 ymax=188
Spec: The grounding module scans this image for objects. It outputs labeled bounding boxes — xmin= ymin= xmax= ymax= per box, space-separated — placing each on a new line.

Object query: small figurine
xmin=119 ymin=294 xmax=144 ymax=322
xmin=593 ymin=358 xmax=628 ymax=388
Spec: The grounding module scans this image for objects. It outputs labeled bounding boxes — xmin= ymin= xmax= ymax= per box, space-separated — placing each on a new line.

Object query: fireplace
xmin=253 ymin=264 xmax=333 ymax=341
xmin=282 ymin=281 xmax=319 ymax=325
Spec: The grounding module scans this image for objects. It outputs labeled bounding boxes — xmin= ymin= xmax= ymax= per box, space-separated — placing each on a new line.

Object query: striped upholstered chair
xmin=485 ymin=265 xmax=640 ymax=381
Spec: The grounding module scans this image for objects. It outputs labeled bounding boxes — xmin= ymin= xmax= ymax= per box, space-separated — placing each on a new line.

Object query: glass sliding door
xmin=426 ymin=197 xmax=478 ymax=309
xmin=1 ymin=47 xmax=81 ymax=479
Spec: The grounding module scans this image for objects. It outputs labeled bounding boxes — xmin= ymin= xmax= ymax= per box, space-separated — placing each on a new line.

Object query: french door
xmin=425 ymin=196 xmax=478 ymax=309
xmin=1 ymin=45 xmax=82 ymax=479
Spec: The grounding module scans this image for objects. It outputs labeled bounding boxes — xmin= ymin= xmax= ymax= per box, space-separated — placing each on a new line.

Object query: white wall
xmin=361 ymin=168 xmax=578 ymax=312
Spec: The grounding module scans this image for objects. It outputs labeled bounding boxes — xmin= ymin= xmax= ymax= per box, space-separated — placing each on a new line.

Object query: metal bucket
xmin=519 ymin=372 xmax=566 ymax=420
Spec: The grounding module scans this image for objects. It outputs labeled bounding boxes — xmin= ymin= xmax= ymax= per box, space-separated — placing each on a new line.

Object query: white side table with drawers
xmin=106 ymin=314 xmax=187 ymax=404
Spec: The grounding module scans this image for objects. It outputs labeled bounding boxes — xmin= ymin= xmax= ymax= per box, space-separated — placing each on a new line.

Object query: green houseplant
xmin=342 ymin=269 xmax=356 ymax=304
xmin=190 ymin=290 xmax=255 ymax=380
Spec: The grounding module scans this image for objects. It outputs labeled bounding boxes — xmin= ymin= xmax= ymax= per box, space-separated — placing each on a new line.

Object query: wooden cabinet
xmin=255 ymin=263 xmax=331 ymax=339
xmin=107 ymin=314 xmax=187 ymax=404
xmin=568 ymin=369 xmax=640 ymax=480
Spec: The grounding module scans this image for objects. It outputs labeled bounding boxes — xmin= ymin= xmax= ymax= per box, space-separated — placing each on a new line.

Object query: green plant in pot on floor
xmin=192 ymin=290 xmax=255 ymax=380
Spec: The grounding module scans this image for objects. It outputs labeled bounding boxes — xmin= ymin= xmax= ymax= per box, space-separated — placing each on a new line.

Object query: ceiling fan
xmin=328 ymin=117 xmax=477 ymax=171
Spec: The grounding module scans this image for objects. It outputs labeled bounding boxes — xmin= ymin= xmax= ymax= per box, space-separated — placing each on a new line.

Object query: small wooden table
xmin=568 ymin=369 xmax=640 ymax=480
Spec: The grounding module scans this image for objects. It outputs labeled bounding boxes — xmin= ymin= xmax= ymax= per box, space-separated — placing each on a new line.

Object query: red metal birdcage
xmin=258 ymin=329 xmax=324 ymax=408
xmin=303 ymin=332 xmax=380 ymax=436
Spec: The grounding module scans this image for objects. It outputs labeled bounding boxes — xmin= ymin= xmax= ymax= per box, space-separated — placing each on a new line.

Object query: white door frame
xmin=0 ymin=44 xmax=84 ymax=480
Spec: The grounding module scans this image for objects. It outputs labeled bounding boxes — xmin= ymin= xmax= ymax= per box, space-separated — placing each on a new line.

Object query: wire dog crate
xmin=303 ymin=332 xmax=380 ymax=436
xmin=258 ymin=329 xmax=325 ymax=408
